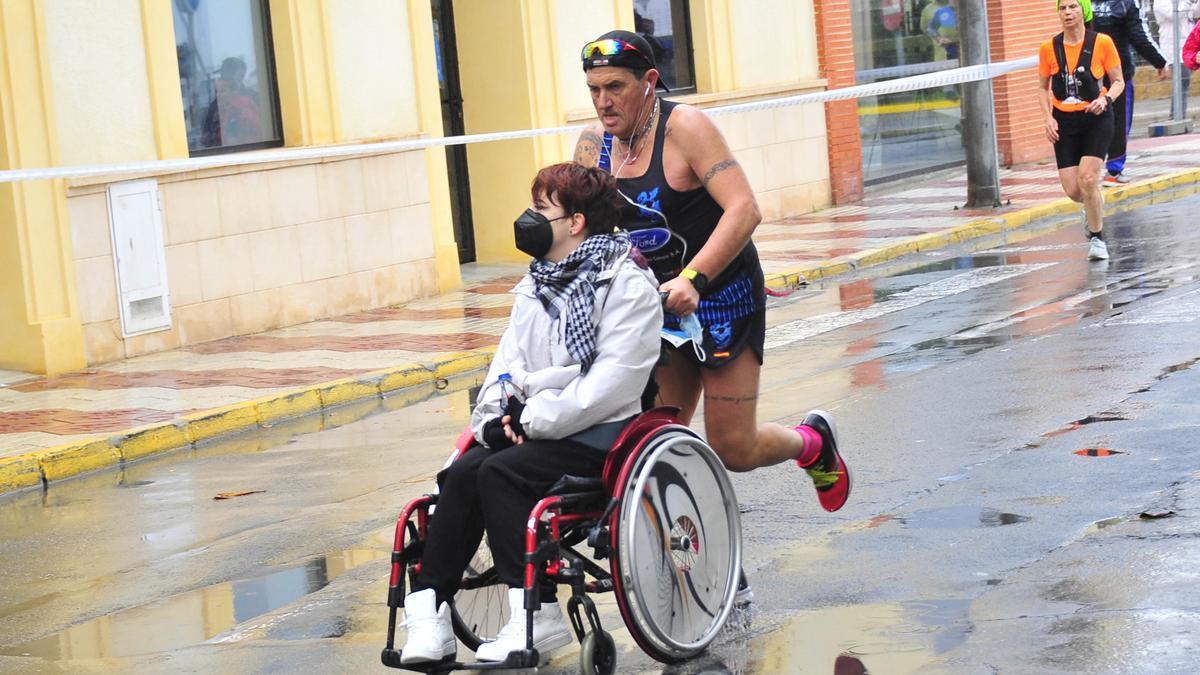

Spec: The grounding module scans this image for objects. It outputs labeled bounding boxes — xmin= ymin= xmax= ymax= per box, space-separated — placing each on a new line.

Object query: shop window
xmin=852 ymin=0 xmax=965 ymax=184
xmin=173 ymin=0 xmax=283 ymax=155
xmin=634 ymin=0 xmax=696 ymax=92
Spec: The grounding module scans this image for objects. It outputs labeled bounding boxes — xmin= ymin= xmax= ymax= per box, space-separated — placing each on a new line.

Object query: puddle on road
xmin=1074 ymin=447 xmax=1124 ymax=457
xmin=1025 ymin=411 xmax=1129 ymax=449
xmin=900 ymin=506 xmax=1030 ymax=529
xmin=0 ymin=548 xmax=386 ymax=660
xmin=718 ymin=600 xmax=971 ymax=674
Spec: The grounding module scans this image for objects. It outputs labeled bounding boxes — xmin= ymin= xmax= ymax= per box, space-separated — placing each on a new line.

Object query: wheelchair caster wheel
xmin=579 ymin=629 xmax=616 ymax=675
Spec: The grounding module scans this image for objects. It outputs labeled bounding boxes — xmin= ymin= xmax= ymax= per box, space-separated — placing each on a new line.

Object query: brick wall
xmin=988 ymin=0 xmax=1060 ymax=165
xmin=814 ymin=0 xmax=863 ymax=204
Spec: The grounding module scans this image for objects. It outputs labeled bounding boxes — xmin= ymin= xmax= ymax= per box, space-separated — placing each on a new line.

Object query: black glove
xmin=503 ymin=398 xmax=527 ymax=439
xmin=482 ymin=417 xmax=513 ymax=450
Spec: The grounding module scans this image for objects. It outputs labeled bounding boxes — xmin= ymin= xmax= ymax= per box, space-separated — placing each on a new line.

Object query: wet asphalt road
xmin=1 ymin=188 xmax=1199 ymax=674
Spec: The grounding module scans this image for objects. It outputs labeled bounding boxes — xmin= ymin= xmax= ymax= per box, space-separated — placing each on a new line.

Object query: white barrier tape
xmin=704 ymin=56 xmax=1037 ymax=116
xmin=0 ymin=56 xmax=1037 ymax=184
xmin=856 ymin=59 xmax=961 ymax=83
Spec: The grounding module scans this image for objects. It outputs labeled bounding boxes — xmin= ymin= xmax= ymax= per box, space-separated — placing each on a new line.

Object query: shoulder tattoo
xmin=702 ymin=159 xmax=739 ymax=186
xmin=574 ymin=130 xmax=603 ymax=166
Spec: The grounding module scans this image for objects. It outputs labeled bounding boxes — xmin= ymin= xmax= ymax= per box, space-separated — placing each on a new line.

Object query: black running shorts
xmin=1053 ymin=107 xmax=1114 ymax=170
xmin=663 ymin=305 xmax=765 ymax=370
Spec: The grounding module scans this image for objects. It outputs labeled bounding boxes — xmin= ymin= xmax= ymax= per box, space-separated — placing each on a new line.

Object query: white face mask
xmin=660 ymin=313 xmax=707 ymax=362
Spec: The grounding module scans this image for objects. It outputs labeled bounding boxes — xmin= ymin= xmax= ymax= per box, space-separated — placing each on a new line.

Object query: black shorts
xmin=663 ymin=305 xmax=765 ymax=369
xmin=1053 ymin=107 xmax=1114 ymax=169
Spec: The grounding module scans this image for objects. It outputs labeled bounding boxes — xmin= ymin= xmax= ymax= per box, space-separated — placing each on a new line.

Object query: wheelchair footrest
xmin=381 ymin=648 xmax=540 ymax=673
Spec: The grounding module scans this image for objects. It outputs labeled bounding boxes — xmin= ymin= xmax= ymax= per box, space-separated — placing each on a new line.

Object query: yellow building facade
xmin=0 ymin=0 xmax=829 ymax=375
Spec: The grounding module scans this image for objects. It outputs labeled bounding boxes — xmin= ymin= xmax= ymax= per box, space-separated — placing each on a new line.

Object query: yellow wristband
xmin=679 ymin=268 xmax=699 ymax=281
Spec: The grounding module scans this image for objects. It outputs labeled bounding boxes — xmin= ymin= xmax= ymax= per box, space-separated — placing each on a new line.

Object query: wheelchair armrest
xmin=546 ymin=474 xmax=604 ymax=496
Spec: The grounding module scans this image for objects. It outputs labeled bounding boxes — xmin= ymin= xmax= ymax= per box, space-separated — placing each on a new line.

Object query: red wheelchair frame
xmin=381 ymin=407 xmax=740 ymax=674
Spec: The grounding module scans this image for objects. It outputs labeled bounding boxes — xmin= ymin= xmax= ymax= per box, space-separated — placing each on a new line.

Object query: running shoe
xmin=1102 ymin=172 xmax=1131 ymax=186
xmin=796 ymin=410 xmax=852 ymax=512
xmin=1088 ymin=237 xmax=1109 ymax=261
xmin=734 ymin=570 xmax=754 ymax=609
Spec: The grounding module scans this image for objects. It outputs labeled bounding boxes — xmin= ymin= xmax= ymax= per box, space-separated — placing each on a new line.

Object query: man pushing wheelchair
xmin=391 ymin=161 xmax=851 ymax=671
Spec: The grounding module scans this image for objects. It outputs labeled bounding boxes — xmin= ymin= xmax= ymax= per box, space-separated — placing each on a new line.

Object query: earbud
xmin=645 ymin=83 xmax=652 ymax=97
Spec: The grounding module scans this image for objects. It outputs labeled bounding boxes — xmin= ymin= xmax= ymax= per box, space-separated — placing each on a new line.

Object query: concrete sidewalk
xmin=3 ymin=134 xmax=1200 ymax=495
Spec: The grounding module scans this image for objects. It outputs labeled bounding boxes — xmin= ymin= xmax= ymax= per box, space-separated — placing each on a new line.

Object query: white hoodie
xmin=1155 ymin=0 xmax=1200 ymax=64
xmin=471 ymin=247 xmax=663 ymax=446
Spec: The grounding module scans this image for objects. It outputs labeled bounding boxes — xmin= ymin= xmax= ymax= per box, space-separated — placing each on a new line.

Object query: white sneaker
xmin=474 ymin=588 xmax=572 ymax=662
xmin=400 ymin=589 xmax=457 ymax=664
xmin=1087 ymin=237 xmax=1109 ymax=261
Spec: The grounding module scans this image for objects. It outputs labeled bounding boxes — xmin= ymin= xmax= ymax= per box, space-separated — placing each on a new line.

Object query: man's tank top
xmin=598 ymin=100 xmax=762 ymax=301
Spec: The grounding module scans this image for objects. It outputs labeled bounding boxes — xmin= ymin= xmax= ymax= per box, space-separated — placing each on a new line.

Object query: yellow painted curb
xmin=765 ymin=168 xmax=1200 ymax=289
xmin=0 ymin=454 xmax=43 ymax=492
xmin=434 ymin=350 xmax=495 ymax=379
xmin=0 ymin=350 xmax=497 ymax=497
xmin=38 ymin=439 xmax=121 ymax=482
xmin=318 ymin=378 xmax=381 ymax=408
xmin=183 ymin=404 xmax=262 ymax=444
xmin=121 ymin=423 xmax=190 ymax=462
xmin=256 ymin=389 xmax=323 ymax=425
xmin=379 ymin=365 xmax=439 ymax=393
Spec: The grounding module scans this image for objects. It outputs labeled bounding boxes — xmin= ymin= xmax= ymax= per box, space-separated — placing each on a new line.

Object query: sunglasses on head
xmin=581 ymin=38 xmax=642 ymax=60
xmin=580 ymin=37 xmax=648 ymax=64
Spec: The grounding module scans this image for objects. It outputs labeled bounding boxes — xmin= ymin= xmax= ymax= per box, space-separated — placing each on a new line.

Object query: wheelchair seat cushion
xmin=545 ymin=474 xmax=605 ymax=496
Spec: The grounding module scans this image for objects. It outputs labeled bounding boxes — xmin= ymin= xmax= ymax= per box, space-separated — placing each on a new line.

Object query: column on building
xmin=814 ymin=0 xmax=865 ymax=204
xmin=0 ymin=1 xmax=86 ymax=374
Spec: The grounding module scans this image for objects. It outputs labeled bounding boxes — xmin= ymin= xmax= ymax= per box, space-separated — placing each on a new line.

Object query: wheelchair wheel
xmin=609 ymin=426 xmax=742 ymax=663
xmin=450 ymin=535 xmax=508 ymax=650
xmin=579 ymin=629 xmax=617 ymax=675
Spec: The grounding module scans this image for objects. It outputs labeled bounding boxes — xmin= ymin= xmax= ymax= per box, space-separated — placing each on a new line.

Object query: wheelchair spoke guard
xmin=609 ymin=426 xmax=742 ymax=663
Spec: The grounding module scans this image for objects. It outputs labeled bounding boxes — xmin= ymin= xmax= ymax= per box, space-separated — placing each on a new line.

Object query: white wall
xmin=554 ymin=0 xmax=624 ymax=115
xmin=732 ymin=0 xmax=821 ymax=88
xmin=43 ymin=0 xmax=157 ymax=165
xmin=327 ymin=0 xmax=421 ymax=140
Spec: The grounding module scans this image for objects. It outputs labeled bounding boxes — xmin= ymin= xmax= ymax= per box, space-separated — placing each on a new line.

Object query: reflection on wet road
xmin=2 ymin=190 xmax=1200 ymax=673
xmin=1 ymin=549 xmax=385 ymax=660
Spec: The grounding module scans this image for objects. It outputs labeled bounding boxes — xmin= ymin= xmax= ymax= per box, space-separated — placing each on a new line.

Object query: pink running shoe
xmin=796 ymin=410 xmax=852 ymax=512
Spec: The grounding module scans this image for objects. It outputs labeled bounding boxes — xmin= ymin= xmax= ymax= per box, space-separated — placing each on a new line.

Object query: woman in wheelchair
xmin=399 ymin=162 xmax=663 ymax=665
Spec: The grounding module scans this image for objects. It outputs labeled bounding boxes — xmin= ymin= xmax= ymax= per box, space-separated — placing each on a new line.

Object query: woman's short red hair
xmin=531 ymin=162 xmax=623 ymax=236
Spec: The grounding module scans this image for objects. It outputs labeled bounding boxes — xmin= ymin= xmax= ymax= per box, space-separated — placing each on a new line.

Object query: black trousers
xmin=414 ymin=439 xmax=606 ymax=602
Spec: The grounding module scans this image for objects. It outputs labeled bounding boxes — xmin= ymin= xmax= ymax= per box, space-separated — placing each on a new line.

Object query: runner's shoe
xmin=734 ymin=570 xmax=754 ymax=609
xmin=1102 ymin=172 xmax=1131 ymax=186
xmin=1088 ymin=236 xmax=1109 ymax=261
xmin=795 ymin=410 xmax=852 ymax=512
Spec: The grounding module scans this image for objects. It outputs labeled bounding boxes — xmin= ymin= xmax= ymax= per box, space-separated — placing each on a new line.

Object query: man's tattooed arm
xmin=573 ymin=129 xmax=604 ymax=167
xmin=701 ymin=159 xmax=739 ymax=186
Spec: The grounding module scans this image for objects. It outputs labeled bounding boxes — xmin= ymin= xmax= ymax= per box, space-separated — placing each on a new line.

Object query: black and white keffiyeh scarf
xmin=528 ymin=232 xmax=631 ymax=373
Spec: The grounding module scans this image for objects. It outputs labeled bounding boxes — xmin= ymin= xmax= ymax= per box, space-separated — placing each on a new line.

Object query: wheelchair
xmin=381 ymin=407 xmax=743 ymax=674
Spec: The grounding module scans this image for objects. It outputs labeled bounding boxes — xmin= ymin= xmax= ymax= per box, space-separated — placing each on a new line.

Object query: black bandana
xmin=527 ymin=232 xmax=631 ymax=373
